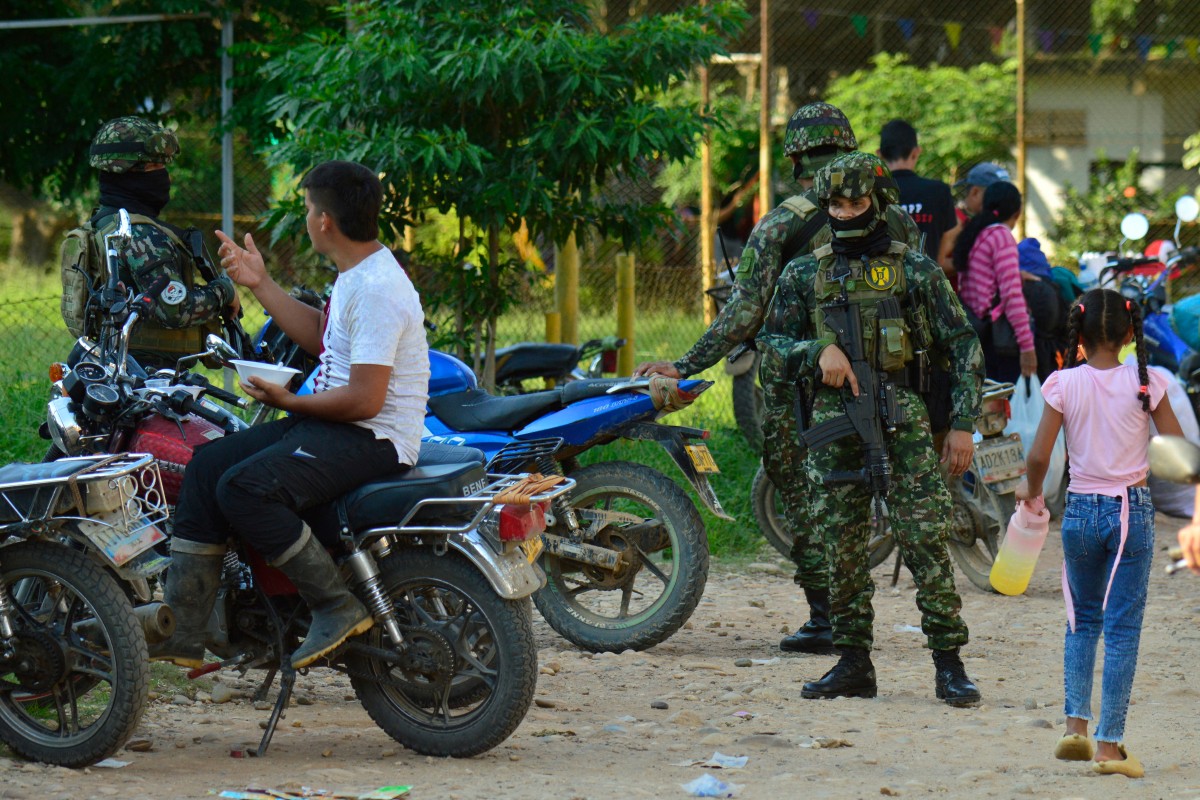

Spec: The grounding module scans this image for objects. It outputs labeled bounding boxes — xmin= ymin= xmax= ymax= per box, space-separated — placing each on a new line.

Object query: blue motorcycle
xmin=423 ymin=349 xmax=729 ymax=652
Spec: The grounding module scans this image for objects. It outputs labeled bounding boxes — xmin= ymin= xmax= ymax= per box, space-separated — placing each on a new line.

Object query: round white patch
xmin=160 ymin=280 xmax=187 ymax=306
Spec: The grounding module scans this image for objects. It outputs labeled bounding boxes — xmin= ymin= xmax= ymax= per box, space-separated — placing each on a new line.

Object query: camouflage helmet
xmin=783 ymin=102 xmax=857 ymax=179
xmin=88 ymin=116 xmax=179 ymax=173
xmin=814 ymin=152 xmax=900 ymax=210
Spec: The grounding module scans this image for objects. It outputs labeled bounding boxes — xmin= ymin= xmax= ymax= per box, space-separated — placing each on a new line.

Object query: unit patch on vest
xmin=160 ymin=280 xmax=187 ymax=306
xmin=865 ymin=258 xmax=897 ymax=291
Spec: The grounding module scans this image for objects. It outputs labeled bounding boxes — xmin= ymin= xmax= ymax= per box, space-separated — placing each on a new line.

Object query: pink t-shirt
xmin=1042 ymin=363 xmax=1168 ymax=493
xmin=958 ymin=223 xmax=1035 ymax=352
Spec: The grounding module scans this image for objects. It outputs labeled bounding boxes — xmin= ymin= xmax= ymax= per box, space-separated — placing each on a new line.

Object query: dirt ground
xmin=4 ymin=514 xmax=1199 ymax=800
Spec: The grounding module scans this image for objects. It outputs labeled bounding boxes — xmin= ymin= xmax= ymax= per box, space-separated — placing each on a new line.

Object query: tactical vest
xmin=811 ymin=240 xmax=924 ymax=375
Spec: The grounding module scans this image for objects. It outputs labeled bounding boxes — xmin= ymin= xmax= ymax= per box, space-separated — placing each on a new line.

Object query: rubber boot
xmin=147 ymin=541 xmax=225 ymax=669
xmin=779 ymin=587 xmax=835 ymax=654
xmin=800 ymin=647 xmax=877 ymax=699
xmin=933 ymin=647 xmax=981 ymax=707
xmin=272 ymin=530 xmax=374 ymax=670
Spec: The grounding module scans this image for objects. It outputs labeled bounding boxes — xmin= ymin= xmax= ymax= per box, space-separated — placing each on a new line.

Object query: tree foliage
xmin=823 ymin=53 xmax=1016 ymax=184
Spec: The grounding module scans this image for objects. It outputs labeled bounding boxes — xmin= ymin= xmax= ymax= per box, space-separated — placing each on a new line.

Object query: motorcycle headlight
xmin=47 ymin=396 xmax=82 ymax=455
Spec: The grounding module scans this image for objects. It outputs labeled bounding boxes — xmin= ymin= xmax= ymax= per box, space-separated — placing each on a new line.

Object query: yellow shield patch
xmin=865 ymin=259 xmax=897 ymax=291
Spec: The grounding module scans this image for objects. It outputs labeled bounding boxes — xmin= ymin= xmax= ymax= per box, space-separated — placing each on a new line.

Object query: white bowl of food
xmin=230 ymin=359 xmax=302 ymax=387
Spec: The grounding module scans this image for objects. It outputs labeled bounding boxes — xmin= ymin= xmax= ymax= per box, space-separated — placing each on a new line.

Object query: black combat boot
xmin=272 ymin=532 xmax=374 ymax=670
xmin=148 ymin=541 xmax=225 ymax=669
xmin=779 ymin=587 xmax=835 ymax=654
xmin=800 ymin=647 xmax=877 ymax=699
xmin=932 ymin=647 xmax=981 ymax=707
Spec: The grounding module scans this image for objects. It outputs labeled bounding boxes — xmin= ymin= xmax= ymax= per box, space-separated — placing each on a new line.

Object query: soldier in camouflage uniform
xmin=635 ymin=103 xmax=922 ymax=655
xmin=757 ymin=152 xmax=984 ymax=705
xmin=84 ymin=116 xmax=237 ymax=366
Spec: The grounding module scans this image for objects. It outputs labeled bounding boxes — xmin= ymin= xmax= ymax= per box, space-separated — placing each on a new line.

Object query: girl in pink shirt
xmin=951 ymin=181 xmax=1037 ymax=382
xmin=1017 ymin=288 xmax=1181 ymax=779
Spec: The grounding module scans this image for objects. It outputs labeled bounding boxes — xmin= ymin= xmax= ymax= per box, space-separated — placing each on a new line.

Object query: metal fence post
xmin=554 ymin=233 xmax=579 ymax=346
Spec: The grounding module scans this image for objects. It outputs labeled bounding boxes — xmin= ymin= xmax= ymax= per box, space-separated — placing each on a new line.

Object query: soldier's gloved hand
xmin=817 ymin=344 xmax=858 ymax=397
xmin=941 ymin=429 xmax=974 ymax=476
xmin=633 ymin=360 xmax=681 ymax=379
xmin=227 ymin=291 xmax=242 ymax=317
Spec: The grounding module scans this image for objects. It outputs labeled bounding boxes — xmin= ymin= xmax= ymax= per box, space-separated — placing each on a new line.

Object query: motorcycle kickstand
xmin=890 ymin=549 xmax=903 ymax=588
xmin=253 ymin=667 xmax=278 ymax=703
xmin=254 ymin=666 xmax=296 ymax=757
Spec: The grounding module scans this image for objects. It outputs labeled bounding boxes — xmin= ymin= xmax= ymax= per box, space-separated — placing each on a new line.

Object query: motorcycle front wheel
xmin=750 ymin=465 xmax=895 ymax=568
xmin=946 ymin=493 xmax=1001 ymax=593
xmin=0 ymin=541 xmax=148 ymax=767
xmin=347 ymin=548 xmax=537 ymax=758
xmin=535 ymin=461 xmax=709 ymax=652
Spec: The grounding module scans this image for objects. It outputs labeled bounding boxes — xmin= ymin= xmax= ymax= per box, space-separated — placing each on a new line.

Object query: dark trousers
xmin=172 ymin=416 xmax=404 ymax=562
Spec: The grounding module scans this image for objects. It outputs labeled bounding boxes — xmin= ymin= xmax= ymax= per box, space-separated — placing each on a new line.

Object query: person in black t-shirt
xmin=879 ymin=120 xmax=958 ymax=274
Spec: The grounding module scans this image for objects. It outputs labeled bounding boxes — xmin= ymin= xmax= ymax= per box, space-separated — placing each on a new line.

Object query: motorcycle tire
xmin=347 ymin=548 xmax=537 ymax=758
xmin=750 ymin=465 xmax=894 ymax=569
xmin=0 ymin=541 xmax=148 ymax=767
xmin=731 ymin=363 xmax=765 ymax=455
xmin=536 ymin=461 xmax=708 ymax=652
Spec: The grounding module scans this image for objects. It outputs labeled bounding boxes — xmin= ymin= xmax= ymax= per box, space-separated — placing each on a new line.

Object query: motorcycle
xmin=751 ymin=379 xmax=1025 ymax=592
xmin=491 ymin=336 xmax=627 ymax=393
xmin=0 ymin=451 xmax=168 ymax=767
xmin=424 ymin=348 xmax=724 ymax=652
xmin=1148 ymin=434 xmax=1200 ymax=575
xmin=40 ymin=209 xmax=575 ymax=757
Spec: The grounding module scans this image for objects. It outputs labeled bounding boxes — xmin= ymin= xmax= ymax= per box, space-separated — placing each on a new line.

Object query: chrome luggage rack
xmin=355 ymin=472 xmax=576 ymax=544
xmin=0 ymin=453 xmax=170 ymax=576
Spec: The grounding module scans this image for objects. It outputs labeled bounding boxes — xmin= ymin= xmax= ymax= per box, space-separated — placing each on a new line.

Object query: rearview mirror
xmin=1120 ymin=212 xmax=1150 ymax=242
xmin=204 ymin=334 xmax=241 ymax=366
xmin=1148 ymin=435 xmax=1200 ymax=484
xmin=1176 ymin=195 xmax=1200 ymax=224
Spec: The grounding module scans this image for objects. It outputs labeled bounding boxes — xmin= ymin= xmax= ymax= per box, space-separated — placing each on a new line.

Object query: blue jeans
xmin=1060 ymin=488 xmax=1154 ymax=743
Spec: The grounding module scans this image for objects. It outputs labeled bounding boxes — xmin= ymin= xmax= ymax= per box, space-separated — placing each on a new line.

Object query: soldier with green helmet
xmin=757 ymin=152 xmax=984 ymax=705
xmin=634 ymin=102 xmax=922 ymax=655
xmin=62 ymin=116 xmax=239 ymax=366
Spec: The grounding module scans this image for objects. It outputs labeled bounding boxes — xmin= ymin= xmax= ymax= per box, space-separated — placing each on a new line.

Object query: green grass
xmin=0 ymin=265 xmax=764 ymax=555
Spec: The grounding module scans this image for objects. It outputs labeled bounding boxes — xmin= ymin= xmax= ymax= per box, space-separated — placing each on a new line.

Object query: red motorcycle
xmin=38 ymin=210 xmax=572 ymax=758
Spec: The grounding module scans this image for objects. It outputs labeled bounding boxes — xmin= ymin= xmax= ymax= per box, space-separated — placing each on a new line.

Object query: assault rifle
xmin=800 ymin=265 xmax=905 ymax=513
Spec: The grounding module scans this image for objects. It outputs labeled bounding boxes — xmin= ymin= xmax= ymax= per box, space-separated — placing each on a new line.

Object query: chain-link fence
xmin=5 ymin=0 xmax=1200 ymax=459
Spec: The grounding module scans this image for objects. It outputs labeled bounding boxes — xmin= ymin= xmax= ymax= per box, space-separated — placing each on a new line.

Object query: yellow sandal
xmin=1053 ymin=733 xmax=1094 ymax=761
xmin=1092 ymin=745 xmax=1144 ymax=778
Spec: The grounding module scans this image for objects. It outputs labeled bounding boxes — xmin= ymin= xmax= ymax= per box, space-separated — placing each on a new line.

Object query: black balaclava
xmin=98 ymin=169 xmax=171 ymax=218
xmin=829 ymin=203 xmax=891 ymax=258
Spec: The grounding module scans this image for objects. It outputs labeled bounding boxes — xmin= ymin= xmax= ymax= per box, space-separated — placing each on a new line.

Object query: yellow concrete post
xmin=545 ymin=311 xmax=561 ymax=344
xmin=700 ymin=56 xmax=716 ymax=324
xmin=555 ymin=233 xmax=580 ymax=345
xmin=615 ymin=252 xmax=636 ymax=376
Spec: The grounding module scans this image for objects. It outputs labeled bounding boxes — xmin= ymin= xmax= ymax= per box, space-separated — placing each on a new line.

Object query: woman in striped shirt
xmin=951 ymin=181 xmax=1037 ymax=382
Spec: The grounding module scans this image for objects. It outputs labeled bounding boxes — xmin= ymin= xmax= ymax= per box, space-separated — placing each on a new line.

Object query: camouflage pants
xmin=757 ymin=346 xmax=827 ymax=591
xmin=806 ymin=387 xmax=968 ymax=652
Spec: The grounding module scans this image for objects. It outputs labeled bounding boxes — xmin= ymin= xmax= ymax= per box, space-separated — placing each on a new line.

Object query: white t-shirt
xmin=312 ymin=248 xmax=429 ymax=464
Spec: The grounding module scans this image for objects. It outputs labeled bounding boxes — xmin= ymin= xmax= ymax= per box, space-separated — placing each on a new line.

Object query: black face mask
xmin=98 ymin=169 xmax=171 ymax=218
xmin=793 ymin=161 xmax=805 ymax=181
xmin=829 ymin=204 xmax=891 ymax=258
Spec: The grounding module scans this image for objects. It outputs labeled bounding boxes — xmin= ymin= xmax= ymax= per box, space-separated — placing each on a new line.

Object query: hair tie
xmin=1139 ymin=384 xmax=1148 ymax=394
xmin=992 ymin=209 xmax=1000 ymax=218
xmin=1078 ymin=303 xmax=1085 ymax=315
xmin=1126 ymin=299 xmax=1132 ymax=312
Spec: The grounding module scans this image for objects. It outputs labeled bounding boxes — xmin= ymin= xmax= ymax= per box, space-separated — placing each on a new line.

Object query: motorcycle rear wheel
xmin=347 ymin=548 xmax=536 ymax=758
xmin=750 ymin=465 xmax=894 ymax=568
xmin=946 ymin=498 xmax=1000 ymax=593
xmin=536 ymin=461 xmax=709 ymax=652
xmin=0 ymin=541 xmax=148 ymax=767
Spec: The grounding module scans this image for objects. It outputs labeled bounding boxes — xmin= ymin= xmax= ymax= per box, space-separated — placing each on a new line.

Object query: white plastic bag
xmin=1147 ymin=365 xmax=1198 ymax=518
xmin=1006 ymin=375 xmax=1067 ymax=497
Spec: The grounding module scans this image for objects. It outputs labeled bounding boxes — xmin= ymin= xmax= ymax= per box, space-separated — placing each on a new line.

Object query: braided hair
xmin=1063 ymin=287 xmax=1151 ymax=411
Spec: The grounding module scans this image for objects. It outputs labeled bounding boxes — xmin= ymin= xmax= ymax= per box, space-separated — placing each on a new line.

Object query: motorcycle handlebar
xmin=174 ymin=372 xmax=248 ymax=409
xmin=175 ymin=393 xmax=236 ymax=428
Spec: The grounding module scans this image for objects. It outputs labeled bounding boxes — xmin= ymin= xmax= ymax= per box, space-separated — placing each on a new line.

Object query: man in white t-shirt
xmin=151 ymin=161 xmax=429 ymax=672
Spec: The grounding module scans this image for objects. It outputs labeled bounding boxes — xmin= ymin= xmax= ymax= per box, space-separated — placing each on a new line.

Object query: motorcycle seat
xmin=335 ymin=442 xmax=489 ymax=532
xmin=427 ymin=387 xmax=564 ymax=432
xmin=495 ymin=342 xmax=579 ymax=384
xmin=0 ymin=458 xmax=108 ymax=525
xmin=558 ymin=378 xmax=627 ymax=405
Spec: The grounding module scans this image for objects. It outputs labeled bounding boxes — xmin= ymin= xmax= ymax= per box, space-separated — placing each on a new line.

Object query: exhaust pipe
xmin=75 ymin=601 xmax=176 ymax=645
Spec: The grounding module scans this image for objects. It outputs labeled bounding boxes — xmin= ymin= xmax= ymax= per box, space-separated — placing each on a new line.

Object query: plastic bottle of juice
xmin=989 ymin=497 xmax=1051 ymax=596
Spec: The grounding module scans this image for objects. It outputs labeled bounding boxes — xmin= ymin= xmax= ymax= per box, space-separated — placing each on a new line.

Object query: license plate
xmin=520 ymin=535 xmax=544 ymax=564
xmin=973 ymin=434 xmax=1026 ymax=484
xmin=685 ymin=444 xmax=720 ymax=474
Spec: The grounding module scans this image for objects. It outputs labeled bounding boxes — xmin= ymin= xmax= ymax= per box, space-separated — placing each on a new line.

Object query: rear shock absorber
xmin=344 ymin=548 xmax=403 ymax=646
xmin=536 ymin=453 xmax=582 ymax=537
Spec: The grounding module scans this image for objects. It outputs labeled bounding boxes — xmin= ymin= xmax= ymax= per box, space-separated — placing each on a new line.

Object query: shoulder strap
xmin=780 ymin=209 xmax=830 ymax=266
xmin=888 ymin=241 xmax=908 ymax=256
xmin=812 ymin=242 xmax=834 ymax=259
xmin=779 ymin=194 xmax=818 ymax=217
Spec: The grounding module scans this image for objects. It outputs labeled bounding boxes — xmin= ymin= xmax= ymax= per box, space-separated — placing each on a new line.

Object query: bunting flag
xmin=988 ymin=26 xmax=1004 ymax=51
xmin=1187 ymin=38 xmax=1199 ymax=61
xmin=1088 ymin=33 xmax=1103 ymax=55
xmin=1110 ymin=34 xmax=1123 ymax=50
xmin=1166 ymin=38 xmax=1178 ymax=58
xmin=803 ymin=9 xmax=819 ymax=29
xmin=850 ymin=14 xmax=868 ymax=38
xmin=897 ymin=18 xmax=915 ymax=42
xmin=943 ymin=22 xmax=962 ymax=50
xmin=1136 ymin=34 xmax=1153 ymax=61
xmin=1038 ymin=28 xmax=1054 ymax=53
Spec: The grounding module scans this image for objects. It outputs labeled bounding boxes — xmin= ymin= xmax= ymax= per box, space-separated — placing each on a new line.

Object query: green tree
xmin=824 ymin=53 xmax=1016 ymax=184
xmin=258 ymin=0 xmax=746 ymax=386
